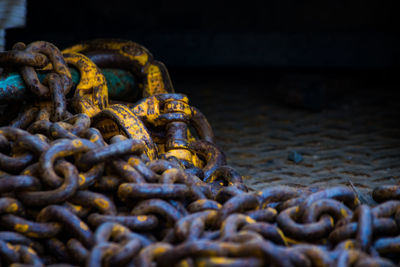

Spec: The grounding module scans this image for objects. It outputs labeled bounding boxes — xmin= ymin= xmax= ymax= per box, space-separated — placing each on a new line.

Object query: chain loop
xmin=1 ymin=39 xmax=400 ymax=266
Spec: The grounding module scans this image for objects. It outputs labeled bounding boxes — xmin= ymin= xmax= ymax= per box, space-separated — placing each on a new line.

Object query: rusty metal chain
xmin=1 ymin=39 xmax=400 ymax=266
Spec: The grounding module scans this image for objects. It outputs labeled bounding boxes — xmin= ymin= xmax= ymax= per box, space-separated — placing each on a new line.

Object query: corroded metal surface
xmin=183 ymin=82 xmax=400 ymax=194
xmin=1 ymin=40 xmax=400 ymax=266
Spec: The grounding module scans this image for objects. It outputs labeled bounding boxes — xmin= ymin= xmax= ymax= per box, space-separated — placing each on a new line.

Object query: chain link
xmin=1 ymin=39 xmax=400 ymax=266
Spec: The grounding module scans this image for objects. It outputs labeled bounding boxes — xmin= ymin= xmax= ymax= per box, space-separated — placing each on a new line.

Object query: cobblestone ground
xmin=175 ymin=70 xmax=400 ymax=195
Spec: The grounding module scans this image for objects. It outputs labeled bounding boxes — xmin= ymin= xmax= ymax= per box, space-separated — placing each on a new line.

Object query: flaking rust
xmin=0 ymin=39 xmax=400 ymax=266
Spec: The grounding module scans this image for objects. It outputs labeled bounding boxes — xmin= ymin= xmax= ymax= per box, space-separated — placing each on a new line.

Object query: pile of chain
xmin=1 ymin=40 xmax=400 ymax=266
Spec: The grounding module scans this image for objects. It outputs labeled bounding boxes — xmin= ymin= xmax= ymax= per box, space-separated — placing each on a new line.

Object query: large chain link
xmin=0 ymin=39 xmax=400 ymax=266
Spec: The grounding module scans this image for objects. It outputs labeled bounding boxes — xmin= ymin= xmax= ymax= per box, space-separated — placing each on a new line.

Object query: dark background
xmin=5 ymin=0 xmax=400 ymax=106
xmin=6 ymin=0 xmax=400 ymax=69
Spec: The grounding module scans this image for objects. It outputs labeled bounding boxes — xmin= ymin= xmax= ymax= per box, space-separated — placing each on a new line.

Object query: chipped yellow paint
xmin=79 ymin=221 xmax=89 ymax=231
xmin=92 ymin=104 xmax=157 ymax=160
xmin=210 ymin=257 xmax=235 ymax=265
xmin=145 ymin=64 xmax=164 ymax=96
xmin=64 ymin=41 xmax=150 ymax=66
xmin=176 ymin=259 xmax=192 ymax=267
xmin=105 ymin=42 xmax=148 ymax=64
xmin=354 ymin=197 xmax=360 ymax=206
xmin=163 ymin=99 xmax=192 ymax=115
xmin=6 ymin=202 xmax=19 ymax=213
xmin=157 ymin=143 xmax=166 ymax=154
xmin=122 ymin=164 xmax=130 ymax=171
xmin=340 ymin=208 xmax=348 ymax=217
xmin=127 ymin=157 xmax=140 ymax=166
xmin=153 ymin=246 xmax=167 ymax=255
xmin=179 ymin=129 xmax=205 ymax=167
xmin=220 ymin=221 xmax=227 ymax=232
xmin=164 ymin=148 xmax=203 ymax=169
xmin=329 ymin=216 xmax=334 ymax=226
xmin=267 ymin=207 xmax=277 ymax=215
xmin=192 ymin=153 xmax=204 ymax=169
xmin=79 ymin=174 xmax=86 ymax=186
xmin=57 ymin=150 xmax=73 ymax=158
xmin=60 ymin=41 xmax=202 ymax=167
xmin=62 ymin=52 xmax=108 ymax=117
xmin=94 ymin=119 xmax=121 ymax=140
xmin=75 ymin=97 xmax=102 ymax=118
xmin=276 ymin=228 xmax=289 ymax=246
xmin=207 ymin=210 xmax=219 ymax=221
xmin=245 ymin=216 xmax=256 ymax=224
xmin=72 ymin=139 xmax=83 ymax=147
xmin=131 ymin=96 xmax=161 ymax=126
xmin=165 ymin=149 xmax=191 ymax=162
xmin=90 ymin=134 xmax=99 ymax=143
xmin=120 ymin=184 xmax=132 ymax=194
xmin=62 ymin=40 xmax=175 ymax=97
xmin=137 ymin=215 xmax=148 ymax=222
xmin=132 ymin=95 xmax=190 ymax=126
xmin=94 ymin=198 xmax=109 ymax=209
xmin=64 ymin=53 xmax=106 ymax=95
xmin=187 ymin=129 xmax=196 ymax=143
xmin=283 ymin=235 xmax=303 ymax=245
xmin=40 ymin=58 xmax=72 ymax=83
xmin=14 ymin=224 xmax=29 ymax=233
xmin=61 ymin=43 xmax=89 ymax=54
xmin=27 ymin=247 xmax=36 ymax=254
xmin=344 ymin=240 xmax=354 ymax=250
xmin=112 ymin=224 xmax=127 ymax=236
xmin=70 ymin=203 xmax=82 ymax=212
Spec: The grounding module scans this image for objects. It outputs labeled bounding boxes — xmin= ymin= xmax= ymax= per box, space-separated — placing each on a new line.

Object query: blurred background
xmin=2 ymin=0 xmax=400 ymax=192
xmin=3 ymin=0 xmax=400 ymax=69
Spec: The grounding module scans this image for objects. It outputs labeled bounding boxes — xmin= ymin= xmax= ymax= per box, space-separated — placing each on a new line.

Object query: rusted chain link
xmin=1 ymin=40 xmax=400 ymax=266
xmin=1 ymin=124 xmax=399 ymax=266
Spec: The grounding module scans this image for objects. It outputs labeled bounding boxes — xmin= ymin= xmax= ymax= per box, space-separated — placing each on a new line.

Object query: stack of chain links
xmin=0 ymin=39 xmax=400 ymax=266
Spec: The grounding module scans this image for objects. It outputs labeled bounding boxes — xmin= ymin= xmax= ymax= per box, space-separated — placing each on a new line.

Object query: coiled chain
xmin=0 ymin=40 xmax=399 ymax=267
